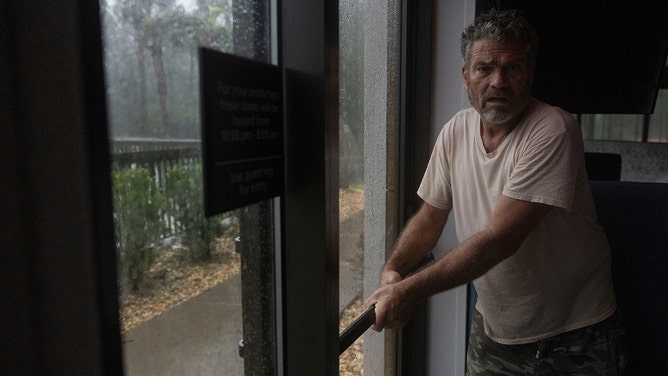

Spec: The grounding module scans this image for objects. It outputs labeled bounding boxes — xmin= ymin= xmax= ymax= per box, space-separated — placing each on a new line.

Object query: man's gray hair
xmin=461 ymin=8 xmax=539 ymax=68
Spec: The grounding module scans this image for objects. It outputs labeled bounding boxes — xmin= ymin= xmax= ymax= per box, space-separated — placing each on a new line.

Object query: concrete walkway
xmin=122 ymin=275 xmax=244 ymax=376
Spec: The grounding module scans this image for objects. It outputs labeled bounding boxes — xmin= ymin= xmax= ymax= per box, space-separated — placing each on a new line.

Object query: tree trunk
xmin=130 ymin=0 xmax=149 ymax=136
xmin=147 ymin=21 xmax=169 ymax=137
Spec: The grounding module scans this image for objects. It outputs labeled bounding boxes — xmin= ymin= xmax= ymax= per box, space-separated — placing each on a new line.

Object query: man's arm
xmin=378 ymin=201 xmax=450 ymax=287
xmin=366 ymin=194 xmax=551 ymax=331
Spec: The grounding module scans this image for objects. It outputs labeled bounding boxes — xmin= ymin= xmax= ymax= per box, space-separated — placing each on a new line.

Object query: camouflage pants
xmin=466 ymin=310 xmax=627 ymax=375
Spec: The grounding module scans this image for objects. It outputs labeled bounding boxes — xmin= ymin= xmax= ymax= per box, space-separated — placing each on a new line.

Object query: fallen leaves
xmin=339 ymin=299 xmax=365 ymax=375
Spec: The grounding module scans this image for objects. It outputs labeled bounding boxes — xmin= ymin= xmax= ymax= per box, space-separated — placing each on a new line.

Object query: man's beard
xmin=468 ymin=87 xmax=531 ymax=126
xmin=480 ymin=105 xmax=515 ymax=125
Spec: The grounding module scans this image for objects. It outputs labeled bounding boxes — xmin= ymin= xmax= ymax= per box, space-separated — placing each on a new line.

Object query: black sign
xmin=200 ymin=48 xmax=283 ymax=216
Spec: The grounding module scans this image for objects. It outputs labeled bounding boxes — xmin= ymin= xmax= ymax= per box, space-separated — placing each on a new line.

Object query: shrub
xmin=165 ymin=163 xmax=226 ymax=263
xmin=112 ymin=158 xmax=238 ymax=291
xmin=112 ymin=166 xmax=165 ymax=291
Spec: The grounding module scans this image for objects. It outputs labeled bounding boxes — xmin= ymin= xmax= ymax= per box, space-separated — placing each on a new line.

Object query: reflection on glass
xmin=581 ymin=88 xmax=668 ymax=143
xmin=581 ymin=113 xmax=645 ymax=142
xmin=101 ymin=1 xmax=243 ymax=374
xmin=649 ymin=90 xmax=668 ymax=142
xmin=339 ymin=0 xmax=366 ymax=373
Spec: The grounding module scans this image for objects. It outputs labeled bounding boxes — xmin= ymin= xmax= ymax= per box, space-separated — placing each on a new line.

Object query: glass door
xmin=338 ymin=0 xmax=366 ymax=374
xmin=338 ymin=0 xmax=402 ymax=374
xmin=100 ymin=1 xmax=277 ymax=374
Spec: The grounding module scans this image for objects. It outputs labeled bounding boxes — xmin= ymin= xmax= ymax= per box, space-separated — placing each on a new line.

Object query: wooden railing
xmin=110 ymin=138 xmax=204 ymax=239
xmin=110 ymin=138 xmax=200 ymax=154
xmin=111 ymin=139 xmax=201 ymax=192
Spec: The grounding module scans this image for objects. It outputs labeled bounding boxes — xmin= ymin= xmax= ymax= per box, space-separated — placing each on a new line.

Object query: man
xmin=365 ymin=9 xmax=626 ymax=375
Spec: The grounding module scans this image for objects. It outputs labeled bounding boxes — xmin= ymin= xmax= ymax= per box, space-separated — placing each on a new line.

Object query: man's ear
xmin=528 ymin=60 xmax=536 ymax=87
xmin=462 ymin=66 xmax=469 ymax=88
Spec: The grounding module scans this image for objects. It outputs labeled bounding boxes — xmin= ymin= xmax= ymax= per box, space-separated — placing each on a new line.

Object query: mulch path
xmin=119 ymin=235 xmax=240 ymax=332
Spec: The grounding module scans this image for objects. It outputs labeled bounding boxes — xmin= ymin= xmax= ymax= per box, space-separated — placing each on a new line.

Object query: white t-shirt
xmin=418 ymin=99 xmax=617 ymax=345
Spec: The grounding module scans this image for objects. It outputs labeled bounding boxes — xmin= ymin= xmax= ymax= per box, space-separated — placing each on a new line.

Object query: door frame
xmin=279 ymin=0 xmax=340 ymax=374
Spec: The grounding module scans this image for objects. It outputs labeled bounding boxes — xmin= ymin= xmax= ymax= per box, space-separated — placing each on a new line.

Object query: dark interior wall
xmin=475 ymin=0 xmax=668 ymax=114
xmin=1 ymin=1 xmax=36 ymax=370
xmin=1 ymin=1 xmax=121 ymax=374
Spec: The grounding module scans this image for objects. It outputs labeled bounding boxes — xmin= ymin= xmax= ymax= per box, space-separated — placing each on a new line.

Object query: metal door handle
xmin=338 ymin=253 xmax=434 ymax=354
xmin=339 ymin=304 xmax=375 ymax=354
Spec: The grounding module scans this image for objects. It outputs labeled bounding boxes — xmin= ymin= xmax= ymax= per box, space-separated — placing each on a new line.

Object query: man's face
xmin=463 ymin=39 xmax=535 ymax=127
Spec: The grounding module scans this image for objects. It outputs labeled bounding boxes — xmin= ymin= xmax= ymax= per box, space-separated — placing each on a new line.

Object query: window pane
xmin=581 ymin=113 xmax=644 ymax=141
xmin=101 ymin=1 xmax=257 ymax=374
xmin=338 ymin=0 xmax=401 ymax=373
xmin=649 ymin=89 xmax=668 ymax=142
xmin=339 ymin=0 xmax=365 ymax=373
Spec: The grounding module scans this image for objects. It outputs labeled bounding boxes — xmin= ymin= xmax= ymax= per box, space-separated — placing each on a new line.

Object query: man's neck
xmin=480 ymin=120 xmax=517 ymax=153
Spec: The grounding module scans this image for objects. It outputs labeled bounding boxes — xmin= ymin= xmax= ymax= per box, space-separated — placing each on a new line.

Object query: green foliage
xmin=165 ymin=163 xmax=221 ymax=262
xmin=112 ymin=158 xmax=238 ymax=290
xmin=112 ymin=166 xmax=165 ymax=291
